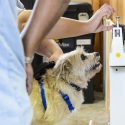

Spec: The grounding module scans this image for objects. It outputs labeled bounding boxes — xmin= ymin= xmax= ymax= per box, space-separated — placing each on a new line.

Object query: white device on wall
xmin=110 ymin=16 xmax=125 ymax=125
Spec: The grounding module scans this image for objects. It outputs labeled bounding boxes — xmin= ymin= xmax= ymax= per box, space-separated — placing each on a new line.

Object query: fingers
xmin=100 ymin=4 xmax=115 ymax=19
xmin=49 ymin=54 xmax=60 ymax=62
xmin=26 ymin=64 xmax=34 ymax=95
xmin=26 ymin=76 xmax=33 ymax=95
xmin=89 ymin=3 xmax=115 ymax=33
xmin=102 ymin=3 xmax=115 ymax=13
xmin=48 ymin=51 xmax=63 ymax=62
xmin=97 ymin=25 xmax=113 ymax=32
xmin=102 ymin=25 xmax=113 ymax=31
xmin=49 ymin=55 xmax=56 ymax=62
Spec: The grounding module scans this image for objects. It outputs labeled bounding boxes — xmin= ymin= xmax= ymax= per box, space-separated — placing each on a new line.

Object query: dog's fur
xmin=30 ymin=47 xmax=102 ymax=125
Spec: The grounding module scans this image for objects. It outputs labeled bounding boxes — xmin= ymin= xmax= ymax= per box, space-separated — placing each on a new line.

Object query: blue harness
xmin=38 ymin=80 xmax=74 ymax=112
xmin=39 ymin=80 xmax=47 ymax=110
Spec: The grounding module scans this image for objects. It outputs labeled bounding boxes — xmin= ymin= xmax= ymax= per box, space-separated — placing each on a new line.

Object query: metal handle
xmin=116 ymin=16 xmax=120 ymax=27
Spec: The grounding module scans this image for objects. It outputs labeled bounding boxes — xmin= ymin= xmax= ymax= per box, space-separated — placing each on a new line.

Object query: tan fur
xmin=30 ymin=47 xmax=102 ymax=125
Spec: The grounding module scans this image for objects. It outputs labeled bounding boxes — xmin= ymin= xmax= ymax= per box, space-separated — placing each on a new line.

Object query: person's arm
xmin=46 ymin=4 xmax=115 ymax=39
xmin=21 ymin=0 xmax=70 ymax=58
xmin=19 ymin=4 xmax=114 ymax=41
xmin=46 ymin=17 xmax=90 ymax=39
xmin=21 ymin=0 xmax=70 ymax=95
xmin=37 ymin=39 xmax=63 ymax=61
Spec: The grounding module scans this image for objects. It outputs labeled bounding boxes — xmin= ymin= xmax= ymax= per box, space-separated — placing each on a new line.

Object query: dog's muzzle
xmin=92 ymin=52 xmax=101 ymax=70
xmin=91 ymin=62 xmax=101 ymax=70
xmin=95 ymin=52 xmax=100 ymax=61
xmin=85 ymin=52 xmax=101 ymax=72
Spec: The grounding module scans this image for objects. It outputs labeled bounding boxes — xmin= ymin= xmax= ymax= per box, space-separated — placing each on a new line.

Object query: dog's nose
xmin=95 ymin=52 xmax=100 ymax=57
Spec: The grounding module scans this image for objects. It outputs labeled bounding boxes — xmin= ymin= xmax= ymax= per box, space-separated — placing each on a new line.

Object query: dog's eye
xmin=81 ymin=54 xmax=87 ymax=60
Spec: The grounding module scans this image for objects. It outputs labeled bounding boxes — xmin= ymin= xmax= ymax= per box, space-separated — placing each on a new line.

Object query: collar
xmin=70 ymin=83 xmax=82 ymax=91
xmin=61 ymin=78 xmax=83 ymax=92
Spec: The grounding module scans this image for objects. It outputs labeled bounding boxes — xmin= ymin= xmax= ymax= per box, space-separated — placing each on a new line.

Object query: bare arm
xmin=37 ymin=39 xmax=63 ymax=61
xmin=21 ymin=0 xmax=70 ymax=95
xmin=18 ymin=11 xmax=89 ymax=38
xmin=21 ymin=0 xmax=70 ymax=58
xmin=19 ymin=4 xmax=114 ymax=42
xmin=46 ymin=17 xmax=90 ymax=39
xmin=46 ymin=4 xmax=115 ymax=39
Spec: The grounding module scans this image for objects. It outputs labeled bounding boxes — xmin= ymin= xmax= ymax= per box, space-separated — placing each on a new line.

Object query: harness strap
xmin=38 ymin=80 xmax=74 ymax=112
xmin=60 ymin=91 xmax=74 ymax=112
xmin=39 ymin=80 xmax=47 ymax=110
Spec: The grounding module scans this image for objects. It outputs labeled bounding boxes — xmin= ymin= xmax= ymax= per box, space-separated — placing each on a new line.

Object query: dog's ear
xmin=53 ymin=58 xmax=72 ymax=79
xmin=76 ymin=46 xmax=84 ymax=51
xmin=76 ymin=46 xmax=87 ymax=54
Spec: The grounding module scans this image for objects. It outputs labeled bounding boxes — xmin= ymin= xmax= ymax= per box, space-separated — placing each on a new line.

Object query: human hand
xmin=49 ymin=50 xmax=63 ymax=62
xmin=26 ymin=63 xmax=34 ymax=95
xmin=89 ymin=4 xmax=115 ymax=33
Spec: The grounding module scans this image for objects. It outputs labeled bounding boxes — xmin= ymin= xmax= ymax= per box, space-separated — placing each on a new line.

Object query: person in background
xmin=0 ymin=0 xmax=71 ymax=125
xmin=17 ymin=0 xmax=115 ymax=61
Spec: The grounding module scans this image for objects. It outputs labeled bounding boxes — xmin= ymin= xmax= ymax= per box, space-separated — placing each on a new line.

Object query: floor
xmin=79 ymin=92 xmax=109 ymax=125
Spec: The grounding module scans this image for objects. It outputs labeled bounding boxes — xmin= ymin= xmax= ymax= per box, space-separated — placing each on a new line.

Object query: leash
xmin=38 ymin=79 xmax=74 ymax=112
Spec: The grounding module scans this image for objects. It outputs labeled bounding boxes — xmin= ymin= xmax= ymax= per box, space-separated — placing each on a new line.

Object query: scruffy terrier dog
xmin=30 ymin=47 xmax=102 ymax=125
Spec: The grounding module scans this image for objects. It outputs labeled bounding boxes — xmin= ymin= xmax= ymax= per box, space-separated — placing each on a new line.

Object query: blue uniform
xmin=0 ymin=0 xmax=33 ymax=125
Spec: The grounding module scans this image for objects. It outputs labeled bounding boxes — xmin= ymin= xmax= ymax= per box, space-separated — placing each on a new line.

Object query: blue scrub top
xmin=0 ymin=0 xmax=32 ymax=125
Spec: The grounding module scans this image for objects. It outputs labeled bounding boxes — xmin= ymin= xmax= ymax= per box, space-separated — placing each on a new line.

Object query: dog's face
xmin=53 ymin=47 xmax=102 ymax=89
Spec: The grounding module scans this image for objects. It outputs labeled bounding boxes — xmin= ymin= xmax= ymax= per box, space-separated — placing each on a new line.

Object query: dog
xmin=30 ymin=47 xmax=102 ymax=125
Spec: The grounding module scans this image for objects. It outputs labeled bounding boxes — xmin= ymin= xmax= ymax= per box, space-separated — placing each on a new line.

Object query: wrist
xmin=25 ymin=55 xmax=34 ymax=64
xmin=86 ymin=19 xmax=95 ymax=33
